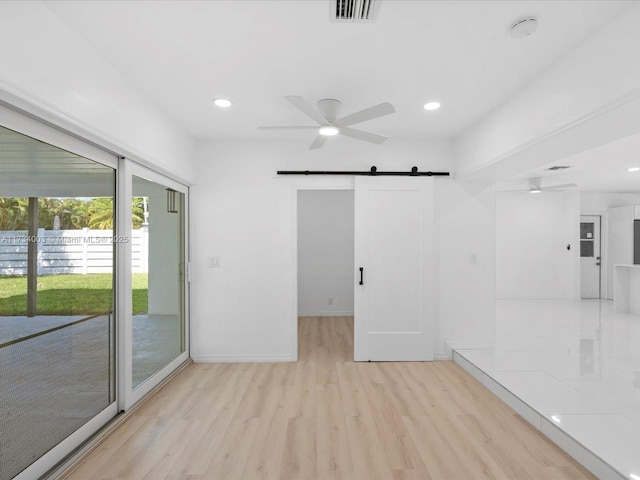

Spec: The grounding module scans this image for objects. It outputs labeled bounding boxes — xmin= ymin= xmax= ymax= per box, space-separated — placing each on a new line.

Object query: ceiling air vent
xmin=332 ymin=0 xmax=378 ymax=23
xmin=546 ymin=166 xmax=571 ymax=171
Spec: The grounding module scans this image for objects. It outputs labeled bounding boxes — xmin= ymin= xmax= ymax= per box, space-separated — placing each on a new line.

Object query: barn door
xmin=354 ymin=176 xmax=435 ymax=361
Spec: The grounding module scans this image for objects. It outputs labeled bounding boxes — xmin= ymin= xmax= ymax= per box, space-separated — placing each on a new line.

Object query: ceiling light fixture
xmin=319 ymin=126 xmax=340 ymax=136
xmin=213 ymin=98 xmax=232 ymax=108
xmin=628 ymin=167 xmax=640 ymax=172
xmin=423 ymin=101 xmax=441 ymax=111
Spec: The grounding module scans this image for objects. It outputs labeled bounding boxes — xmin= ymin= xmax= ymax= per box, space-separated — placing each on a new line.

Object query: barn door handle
xmin=359 ymin=267 xmax=364 ymax=285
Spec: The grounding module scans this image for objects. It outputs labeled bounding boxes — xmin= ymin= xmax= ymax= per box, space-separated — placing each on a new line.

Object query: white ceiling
xmin=35 ymin=1 xmax=640 ymax=194
xmin=500 ymin=131 xmax=640 ymax=194
xmin=45 ymin=0 xmax=633 ymax=141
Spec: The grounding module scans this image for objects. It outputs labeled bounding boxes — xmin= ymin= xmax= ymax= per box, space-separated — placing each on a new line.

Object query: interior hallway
xmin=456 ymin=299 xmax=640 ymax=479
xmin=62 ymin=316 xmax=592 ymax=480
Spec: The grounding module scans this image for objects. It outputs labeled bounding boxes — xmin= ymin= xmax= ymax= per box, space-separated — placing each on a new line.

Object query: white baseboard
xmin=298 ymin=311 xmax=354 ymax=317
xmin=434 ymin=352 xmax=451 ymax=361
xmin=192 ymin=354 xmax=296 ymax=363
xmin=445 ymin=341 xmax=493 ymax=358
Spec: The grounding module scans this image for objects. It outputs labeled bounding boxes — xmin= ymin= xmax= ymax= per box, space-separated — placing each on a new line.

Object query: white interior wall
xmin=496 ymin=190 xmax=580 ymax=300
xmin=607 ymin=205 xmax=635 ymax=300
xmin=133 ymin=178 xmax=180 ymax=314
xmin=0 ymin=1 xmax=195 ymax=182
xmin=436 ymin=180 xmax=496 ymax=354
xmin=147 ymin=194 xmax=180 ymax=315
xmin=297 ymin=190 xmax=354 ymax=316
xmin=191 ymin=138 xmax=495 ymax=361
xmin=581 ymin=192 xmax=640 ymax=213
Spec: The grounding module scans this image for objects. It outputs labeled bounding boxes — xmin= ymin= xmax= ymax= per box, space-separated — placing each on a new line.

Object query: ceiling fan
xmin=257 ymin=96 xmax=396 ymax=150
xmin=503 ymin=177 xmax=578 ymax=194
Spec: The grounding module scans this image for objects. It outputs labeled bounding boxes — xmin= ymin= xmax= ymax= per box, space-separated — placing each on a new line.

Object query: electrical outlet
xmin=470 ymin=254 xmax=478 ymax=265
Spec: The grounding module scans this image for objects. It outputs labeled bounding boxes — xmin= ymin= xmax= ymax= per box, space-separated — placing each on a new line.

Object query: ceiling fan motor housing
xmin=317 ymin=99 xmax=342 ymax=122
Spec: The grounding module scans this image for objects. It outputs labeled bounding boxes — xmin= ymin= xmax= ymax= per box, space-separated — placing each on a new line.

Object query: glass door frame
xmin=118 ymin=159 xmax=190 ymax=410
xmin=0 ymin=103 xmax=121 ymax=480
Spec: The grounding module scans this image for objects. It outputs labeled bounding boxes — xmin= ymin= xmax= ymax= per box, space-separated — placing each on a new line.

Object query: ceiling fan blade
xmin=339 ymin=127 xmax=388 ymax=145
xmin=334 ymin=102 xmax=396 ymax=127
xmin=542 ymin=183 xmax=578 ymax=191
xmin=309 ymin=134 xmax=328 ymax=150
xmin=497 ymin=188 xmax=529 ymax=193
xmin=285 ymin=96 xmax=328 ymax=125
xmin=257 ymin=126 xmax=319 ymax=130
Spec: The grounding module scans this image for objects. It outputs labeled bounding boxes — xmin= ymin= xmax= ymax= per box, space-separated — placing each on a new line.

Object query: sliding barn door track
xmin=277 ymin=166 xmax=449 ymax=177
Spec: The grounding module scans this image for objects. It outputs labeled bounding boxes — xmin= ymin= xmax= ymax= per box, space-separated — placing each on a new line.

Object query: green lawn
xmin=0 ymin=273 xmax=148 ymax=315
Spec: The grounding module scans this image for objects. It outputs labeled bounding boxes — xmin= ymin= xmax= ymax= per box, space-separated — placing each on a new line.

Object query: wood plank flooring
xmin=63 ymin=317 xmax=594 ymax=480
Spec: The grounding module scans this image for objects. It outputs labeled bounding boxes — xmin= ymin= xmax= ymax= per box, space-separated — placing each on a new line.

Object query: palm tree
xmin=0 ymin=198 xmax=29 ymax=230
xmin=87 ymin=197 xmax=114 ymax=229
xmin=56 ymin=198 xmax=90 ymax=229
xmin=1 ymin=196 xmax=147 ymax=231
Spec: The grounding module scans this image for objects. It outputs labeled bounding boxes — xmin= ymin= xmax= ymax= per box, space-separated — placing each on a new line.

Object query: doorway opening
xmin=296 ymin=190 xmax=354 ymax=360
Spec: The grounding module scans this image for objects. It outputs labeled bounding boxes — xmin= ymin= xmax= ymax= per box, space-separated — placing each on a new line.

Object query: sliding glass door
xmin=131 ymin=174 xmax=186 ymax=389
xmin=120 ymin=164 xmax=188 ymax=408
xmin=0 ymin=106 xmax=190 ymax=479
xmin=0 ymin=123 xmax=118 ymax=480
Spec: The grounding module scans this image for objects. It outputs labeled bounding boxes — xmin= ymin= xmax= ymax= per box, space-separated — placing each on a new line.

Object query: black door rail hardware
xmin=359 ymin=267 xmax=364 ymax=286
xmin=277 ymin=166 xmax=449 ymax=177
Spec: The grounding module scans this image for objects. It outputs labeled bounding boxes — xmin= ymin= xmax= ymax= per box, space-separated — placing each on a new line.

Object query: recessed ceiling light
xmin=628 ymin=167 xmax=640 ymax=172
xmin=423 ymin=102 xmax=441 ymax=111
xmin=213 ymin=98 xmax=232 ymax=108
xmin=319 ymin=126 xmax=339 ymax=136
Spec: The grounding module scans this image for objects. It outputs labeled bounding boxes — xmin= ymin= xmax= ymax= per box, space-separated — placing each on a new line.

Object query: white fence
xmin=0 ymin=228 xmax=148 ymax=275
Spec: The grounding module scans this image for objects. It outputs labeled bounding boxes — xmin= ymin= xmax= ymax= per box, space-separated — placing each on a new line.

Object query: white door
xmin=354 ymin=176 xmax=435 ymax=361
xmin=580 ymin=215 xmax=601 ymax=299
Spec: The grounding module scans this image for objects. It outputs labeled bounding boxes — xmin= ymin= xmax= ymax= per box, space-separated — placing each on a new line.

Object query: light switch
xmin=470 ymin=253 xmax=478 ymax=265
xmin=208 ymin=256 xmax=220 ymax=268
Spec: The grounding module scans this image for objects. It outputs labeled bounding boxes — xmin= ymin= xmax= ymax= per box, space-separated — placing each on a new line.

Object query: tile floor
xmin=455 ymin=299 xmax=640 ymax=480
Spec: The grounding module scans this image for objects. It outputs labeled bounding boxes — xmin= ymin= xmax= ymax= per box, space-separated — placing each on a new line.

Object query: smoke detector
xmin=511 ymin=17 xmax=538 ymax=38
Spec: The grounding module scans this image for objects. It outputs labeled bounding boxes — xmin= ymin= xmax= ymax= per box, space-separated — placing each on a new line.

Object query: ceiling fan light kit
xmin=213 ymin=98 xmax=232 ymax=108
xmin=258 ymin=95 xmax=396 ymax=149
xmin=319 ymin=126 xmax=340 ymax=136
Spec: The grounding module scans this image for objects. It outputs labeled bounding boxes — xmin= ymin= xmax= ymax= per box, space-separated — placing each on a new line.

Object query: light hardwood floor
xmin=63 ymin=317 xmax=594 ymax=480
